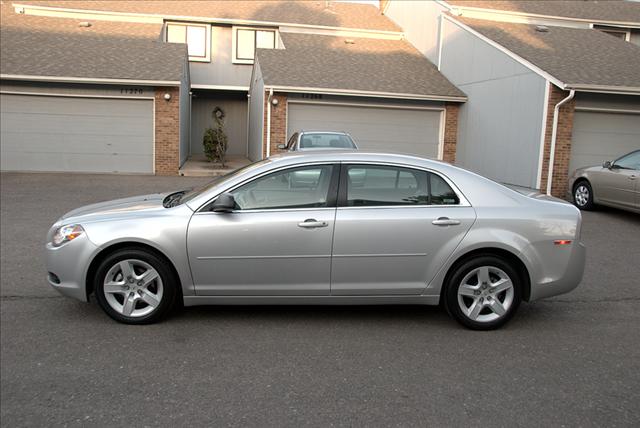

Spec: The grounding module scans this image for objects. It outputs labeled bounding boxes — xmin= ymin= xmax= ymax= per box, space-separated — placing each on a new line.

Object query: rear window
xmin=299 ymin=133 xmax=355 ymax=149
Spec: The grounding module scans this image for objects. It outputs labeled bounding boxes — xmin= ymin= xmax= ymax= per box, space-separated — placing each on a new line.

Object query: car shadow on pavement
xmin=38 ymin=294 xmax=575 ymax=332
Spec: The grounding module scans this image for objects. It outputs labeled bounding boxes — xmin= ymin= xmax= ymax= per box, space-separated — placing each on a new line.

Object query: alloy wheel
xmin=103 ymin=259 xmax=164 ymax=318
xmin=574 ymin=184 xmax=589 ymax=207
xmin=457 ymin=266 xmax=515 ymax=323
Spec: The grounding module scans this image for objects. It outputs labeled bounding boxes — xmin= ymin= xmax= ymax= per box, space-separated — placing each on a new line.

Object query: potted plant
xmin=203 ymin=107 xmax=228 ymax=167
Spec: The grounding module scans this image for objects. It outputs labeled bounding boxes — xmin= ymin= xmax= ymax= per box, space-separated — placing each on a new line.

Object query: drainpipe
xmin=546 ymin=89 xmax=575 ymax=195
xmin=266 ymin=88 xmax=273 ymax=158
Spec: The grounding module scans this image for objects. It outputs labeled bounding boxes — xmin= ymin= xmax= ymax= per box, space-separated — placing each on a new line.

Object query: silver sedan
xmin=46 ymin=152 xmax=585 ymax=330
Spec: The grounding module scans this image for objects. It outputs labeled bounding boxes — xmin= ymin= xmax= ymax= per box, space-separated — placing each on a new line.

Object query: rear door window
xmin=343 ymin=165 xmax=459 ymax=206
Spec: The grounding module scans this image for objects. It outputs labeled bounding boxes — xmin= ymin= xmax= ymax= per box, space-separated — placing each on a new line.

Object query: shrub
xmin=203 ymin=107 xmax=228 ymax=166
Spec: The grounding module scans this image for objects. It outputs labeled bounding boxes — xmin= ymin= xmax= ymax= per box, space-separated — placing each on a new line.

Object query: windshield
xmin=177 ymin=160 xmax=268 ymax=205
xmin=299 ymin=133 xmax=356 ymax=150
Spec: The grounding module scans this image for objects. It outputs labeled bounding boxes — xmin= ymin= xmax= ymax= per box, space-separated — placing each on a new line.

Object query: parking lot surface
xmin=1 ymin=172 xmax=639 ymax=426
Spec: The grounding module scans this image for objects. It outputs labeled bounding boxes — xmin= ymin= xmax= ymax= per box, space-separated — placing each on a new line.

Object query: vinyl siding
xmin=440 ymin=18 xmax=547 ymax=188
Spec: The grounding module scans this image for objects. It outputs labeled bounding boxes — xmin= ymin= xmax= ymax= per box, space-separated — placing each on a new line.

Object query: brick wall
xmin=263 ymin=92 xmax=288 ymax=158
xmin=442 ymin=103 xmax=460 ymax=163
xmin=539 ymin=83 xmax=576 ymax=197
xmin=154 ymin=86 xmax=180 ymax=175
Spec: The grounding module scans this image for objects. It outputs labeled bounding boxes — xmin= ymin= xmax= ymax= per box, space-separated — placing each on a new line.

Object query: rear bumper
xmin=529 ymin=241 xmax=586 ymax=301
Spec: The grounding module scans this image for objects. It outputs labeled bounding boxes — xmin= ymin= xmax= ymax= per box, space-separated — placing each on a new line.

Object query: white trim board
xmin=191 ymin=84 xmax=250 ymax=91
xmin=0 ymin=90 xmax=154 ymax=101
xmin=0 ymin=74 xmax=180 ymax=86
xmin=267 ymin=85 xmax=466 ymax=102
xmin=287 ymin=99 xmax=447 ymax=112
xmin=446 ymin=4 xmax=640 ymax=29
xmin=535 ymin=81 xmax=551 ymax=190
xmin=574 ymin=106 xmax=640 ymax=115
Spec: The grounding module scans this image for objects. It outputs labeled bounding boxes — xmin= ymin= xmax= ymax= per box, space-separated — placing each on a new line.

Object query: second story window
xmin=166 ymin=22 xmax=211 ymax=62
xmin=233 ymin=27 xmax=277 ymax=64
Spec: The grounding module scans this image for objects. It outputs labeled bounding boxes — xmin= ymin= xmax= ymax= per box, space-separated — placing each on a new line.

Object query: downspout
xmin=546 ymin=89 xmax=575 ymax=195
xmin=266 ymin=88 xmax=273 ymax=158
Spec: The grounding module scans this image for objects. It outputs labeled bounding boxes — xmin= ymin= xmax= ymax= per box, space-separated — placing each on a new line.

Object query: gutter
xmin=266 ymin=88 xmax=273 ymax=159
xmin=0 ymin=74 xmax=181 ymax=86
xmin=264 ymin=85 xmax=467 ymax=102
xmin=546 ymin=89 xmax=575 ymax=195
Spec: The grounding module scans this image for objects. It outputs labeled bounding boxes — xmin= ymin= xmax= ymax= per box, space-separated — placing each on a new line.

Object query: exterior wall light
xmin=271 ymin=98 xmax=279 ymax=106
xmin=163 ymin=93 xmax=172 ymax=101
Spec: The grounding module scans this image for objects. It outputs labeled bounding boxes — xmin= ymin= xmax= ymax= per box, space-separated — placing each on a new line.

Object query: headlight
xmin=52 ymin=224 xmax=84 ymax=247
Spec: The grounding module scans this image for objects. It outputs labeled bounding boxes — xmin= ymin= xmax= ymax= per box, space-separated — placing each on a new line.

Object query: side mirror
xmin=212 ymin=193 xmax=235 ymax=212
xmin=277 ymin=144 xmax=286 ymax=150
xmin=602 ymin=161 xmax=612 ymax=169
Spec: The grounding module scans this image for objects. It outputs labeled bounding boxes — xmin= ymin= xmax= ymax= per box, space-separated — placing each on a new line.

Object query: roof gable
xmin=451 ymin=16 xmax=640 ymax=93
xmin=446 ymin=1 xmax=640 ymax=26
xmin=0 ymin=2 xmax=187 ymax=82
xmin=256 ymin=33 xmax=465 ymax=100
xmin=13 ymin=1 xmax=401 ymax=32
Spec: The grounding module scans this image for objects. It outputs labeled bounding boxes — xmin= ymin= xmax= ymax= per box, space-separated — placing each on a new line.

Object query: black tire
xmin=443 ymin=255 xmax=522 ymax=330
xmin=94 ymin=248 xmax=178 ymax=324
xmin=573 ymin=180 xmax=595 ymax=211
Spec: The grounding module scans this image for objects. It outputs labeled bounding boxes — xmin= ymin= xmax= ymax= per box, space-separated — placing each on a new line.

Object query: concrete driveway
xmin=1 ymin=172 xmax=639 ymax=426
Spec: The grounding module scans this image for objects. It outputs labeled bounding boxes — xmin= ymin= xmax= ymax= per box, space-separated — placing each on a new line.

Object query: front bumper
xmin=45 ymin=234 xmax=98 ymax=301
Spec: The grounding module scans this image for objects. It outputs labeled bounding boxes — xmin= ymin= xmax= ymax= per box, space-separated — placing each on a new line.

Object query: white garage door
xmin=287 ymin=102 xmax=443 ymax=158
xmin=1 ymin=94 xmax=154 ymax=173
xmin=570 ymin=110 xmax=640 ymax=173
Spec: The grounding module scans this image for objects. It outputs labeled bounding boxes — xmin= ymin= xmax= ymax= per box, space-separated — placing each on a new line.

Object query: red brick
xmin=154 ymin=87 xmax=180 ymax=175
xmin=539 ymin=83 xmax=576 ymax=197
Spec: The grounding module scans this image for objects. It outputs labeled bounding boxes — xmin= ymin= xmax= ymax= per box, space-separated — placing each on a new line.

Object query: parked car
xmin=569 ymin=149 xmax=640 ymax=214
xmin=279 ymin=131 xmax=357 ymax=151
xmin=46 ymin=152 xmax=585 ymax=330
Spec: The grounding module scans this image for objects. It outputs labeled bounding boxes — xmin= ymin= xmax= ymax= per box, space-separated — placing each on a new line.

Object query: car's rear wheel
xmin=573 ymin=180 xmax=595 ymax=210
xmin=94 ymin=249 xmax=177 ymax=324
xmin=444 ymin=255 xmax=522 ymax=330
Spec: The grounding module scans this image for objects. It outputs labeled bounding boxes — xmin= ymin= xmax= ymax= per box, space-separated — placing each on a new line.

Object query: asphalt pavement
xmin=1 ymin=172 xmax=639 ymax=427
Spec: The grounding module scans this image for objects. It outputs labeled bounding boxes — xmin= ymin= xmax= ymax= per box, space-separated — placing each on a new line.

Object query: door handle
xmin=298 ymin=219 xmax=328 ymax=228
xmin=432 ymin=217 xmax=461 ymax=226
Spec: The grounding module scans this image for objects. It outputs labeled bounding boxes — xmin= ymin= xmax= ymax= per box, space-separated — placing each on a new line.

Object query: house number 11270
xmin=120 ymin=88 xmax=144 ymax=95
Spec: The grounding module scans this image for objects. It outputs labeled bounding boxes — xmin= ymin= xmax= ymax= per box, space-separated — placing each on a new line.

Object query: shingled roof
xmin=13 ymin=1 xmax=401 ymax=32
xmin=256 ymin=33 xmax=466 ymax=100
xmin=455 ymin=16 xmax=640 ymax=92
xmin=446 ymin=0 xmax=640 ymax=25
xmin=0 ymin=2 xmax=187 ymax=83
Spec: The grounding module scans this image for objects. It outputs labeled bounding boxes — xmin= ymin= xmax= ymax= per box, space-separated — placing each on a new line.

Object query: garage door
xmin=0 ymin=94 xmax=153 ymax=173
xmin=287 ymin=103 xmax=443 ymax=158
xmin=570 ymin=110 xmax=640 ymax=173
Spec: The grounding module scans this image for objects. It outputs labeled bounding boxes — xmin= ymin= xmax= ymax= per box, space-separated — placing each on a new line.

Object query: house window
xmin=166 ymin=22 xmax=210 ymax=62
xmin=233 ymin=27 xmax=277 ymax=63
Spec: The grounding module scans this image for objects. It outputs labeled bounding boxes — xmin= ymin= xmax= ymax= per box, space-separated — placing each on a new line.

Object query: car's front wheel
xmin=444 ymin=255 xmax=522 ymax=330
xmin=94 ymin=248 xmax=178 ymax=324
xmin=573 ymin=180 xmax=595 ymax=210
